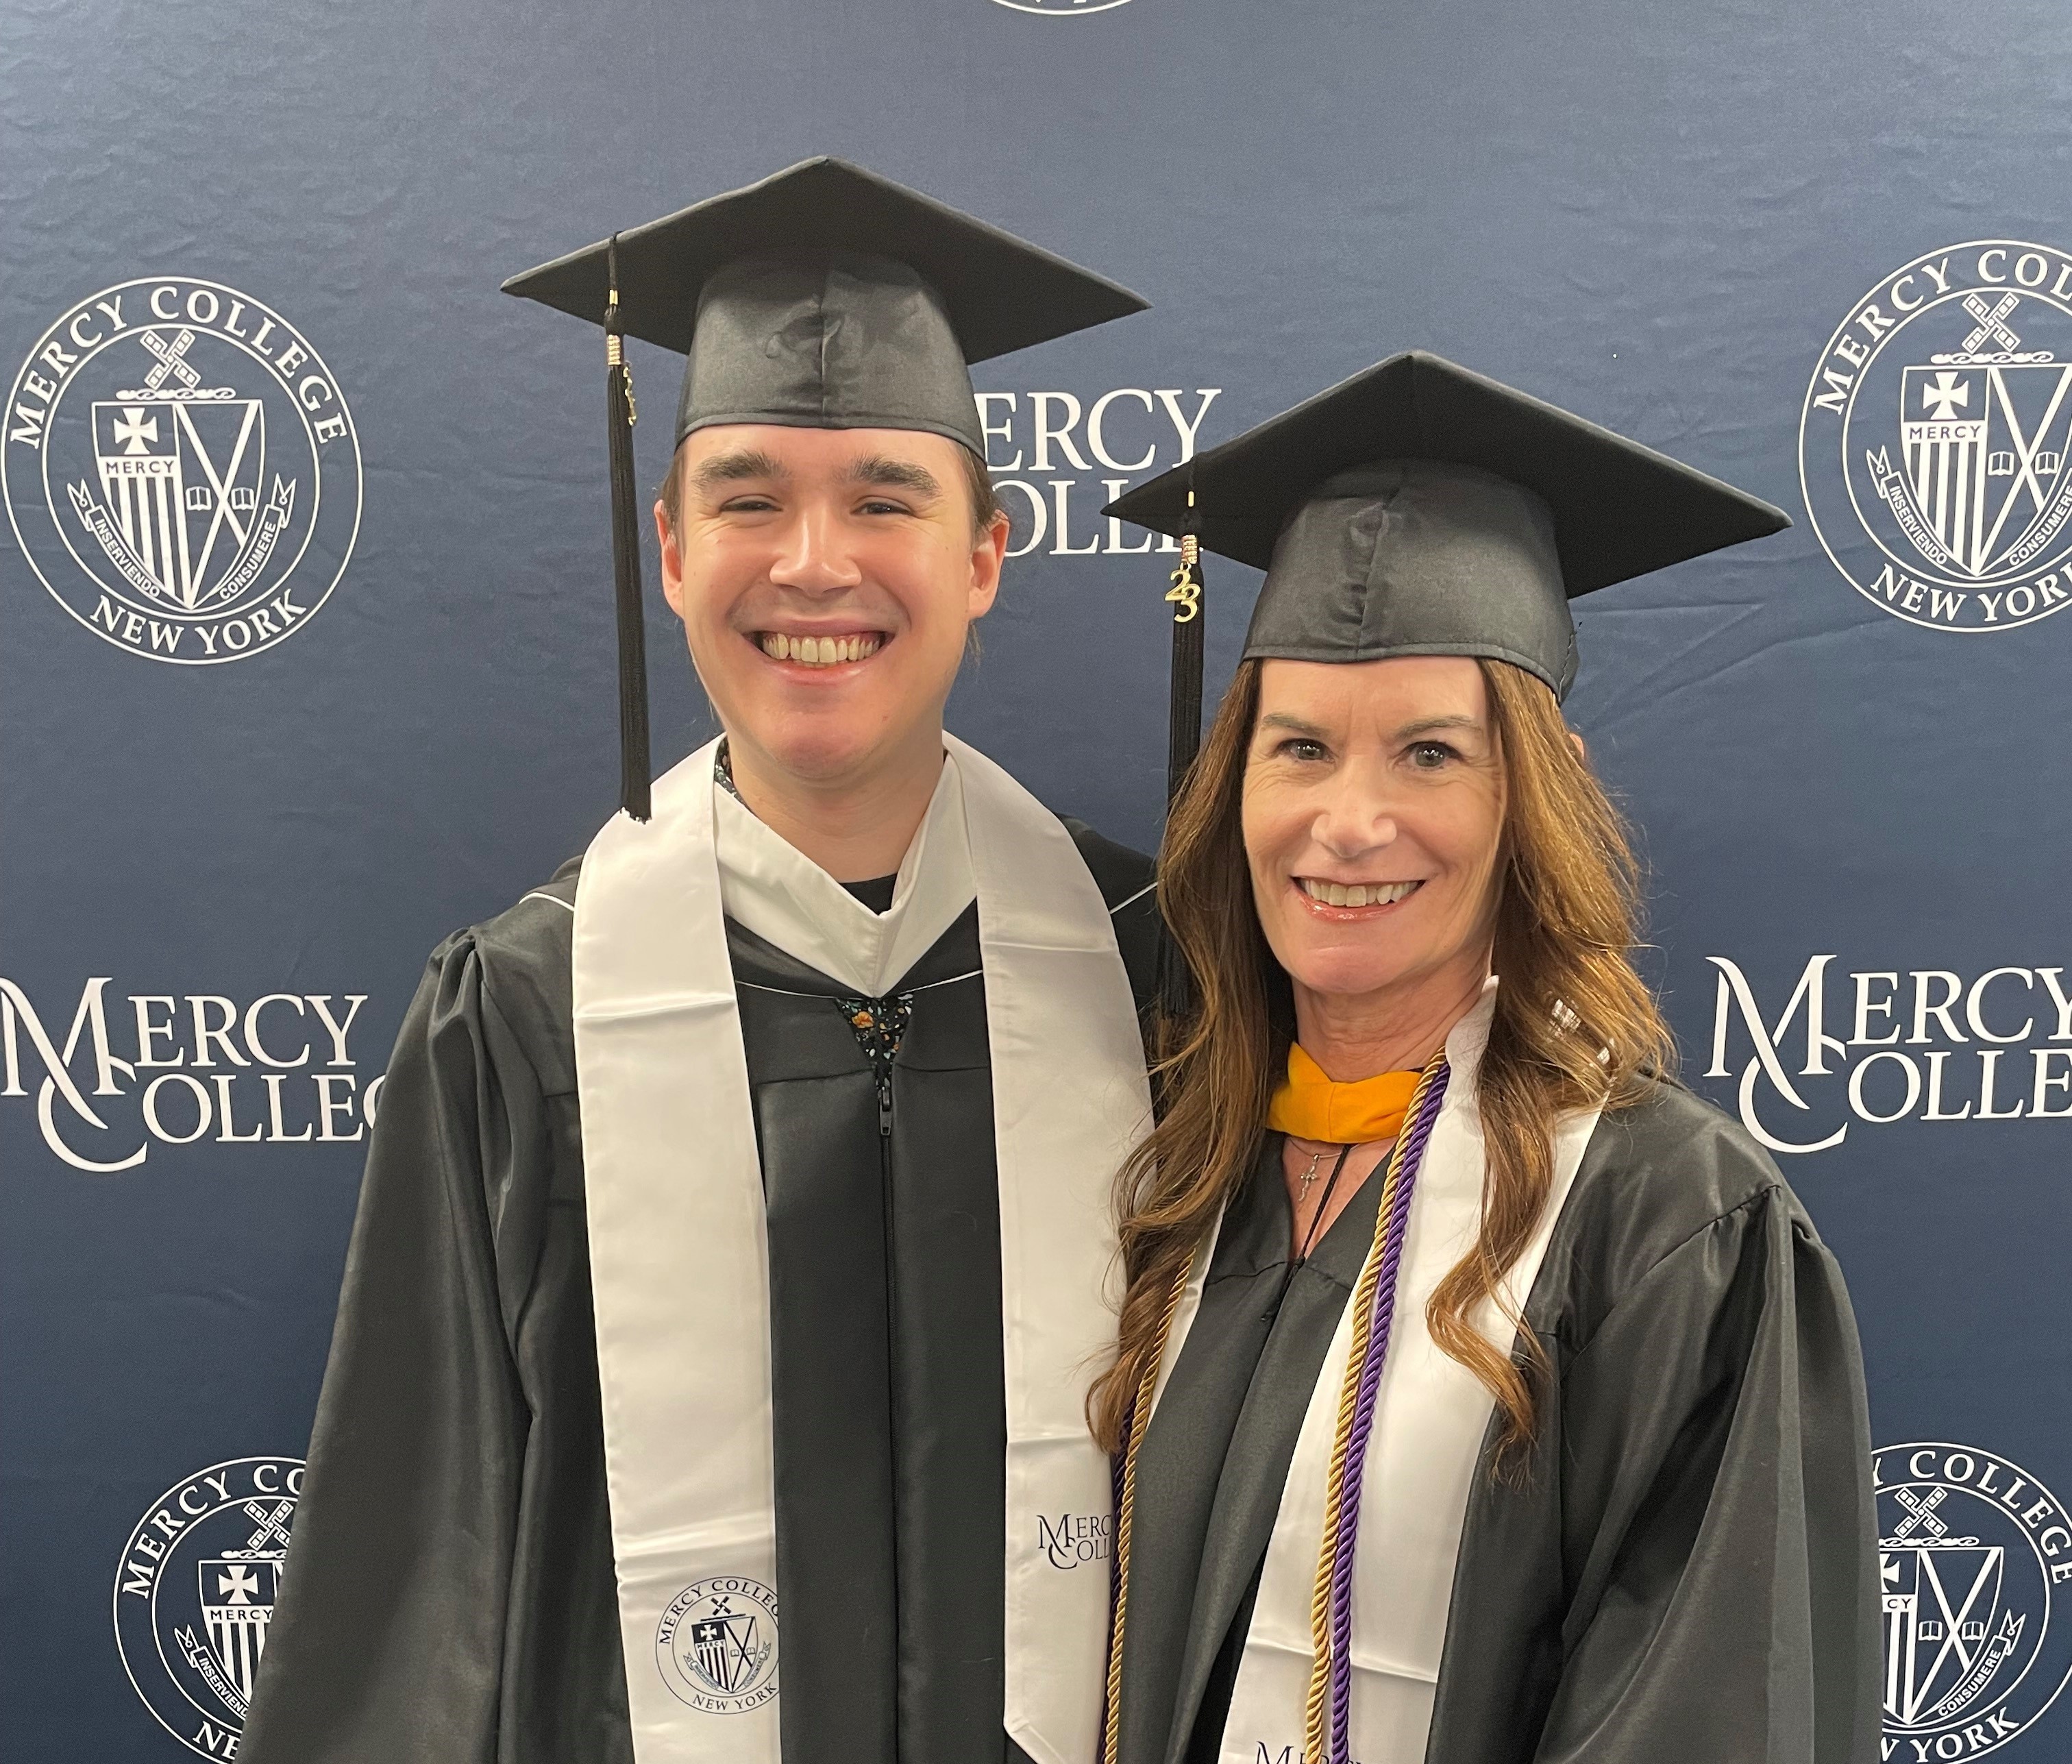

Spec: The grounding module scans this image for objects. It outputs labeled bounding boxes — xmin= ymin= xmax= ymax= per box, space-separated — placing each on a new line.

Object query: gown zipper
xmin=832 ymin=990 xmax=913 ymax=1136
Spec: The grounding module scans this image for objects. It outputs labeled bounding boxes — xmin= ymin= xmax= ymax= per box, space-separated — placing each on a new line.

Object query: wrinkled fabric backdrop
xmin=5 ymin=1 xmax=2071 ymax=1758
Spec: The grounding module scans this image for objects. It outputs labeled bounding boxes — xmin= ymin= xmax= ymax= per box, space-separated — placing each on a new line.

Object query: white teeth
xmin=760 ymin=633 xmax=882 ymax=666
xmin=1300 ymin=879 xmax=1418 ymax=907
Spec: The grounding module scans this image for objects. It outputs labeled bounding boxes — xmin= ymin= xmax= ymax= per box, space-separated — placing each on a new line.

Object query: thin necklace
xmin=1294 ymin=1143 xmax=1355 ymax=1266
xmin=1296 ymin=1141 xmax=1332 ymax=1192
xmin=1272 ymin=1140 xmax=1357 ymax=1321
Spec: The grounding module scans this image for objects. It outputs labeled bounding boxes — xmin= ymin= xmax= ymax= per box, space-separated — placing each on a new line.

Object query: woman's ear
xmin=1568 ymin=729 xmax=1587 ymax=763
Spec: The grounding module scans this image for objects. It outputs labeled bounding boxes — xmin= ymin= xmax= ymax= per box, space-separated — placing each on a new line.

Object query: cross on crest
xmin=111 ymin=408 xmax=159 ymax=454
xmin=1921 ymin=373 xmax=1971 ymax=420
xmin=216 ymin=1564 xmax=261 ymax=1604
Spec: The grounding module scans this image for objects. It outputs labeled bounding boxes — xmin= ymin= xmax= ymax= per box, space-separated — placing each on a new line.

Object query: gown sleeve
xmin=239 ymin=931 xmax=544 ymax=1764
xmin=1531 ymin=1182 xmax=1883 ymax=1764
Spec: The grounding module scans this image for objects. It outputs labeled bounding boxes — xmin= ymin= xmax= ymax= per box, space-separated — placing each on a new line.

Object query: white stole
xmin=1150 ymin=982 xmax=1602 ymax=1764
xmin=571 ymin=734 xmax=1150 ymax=1764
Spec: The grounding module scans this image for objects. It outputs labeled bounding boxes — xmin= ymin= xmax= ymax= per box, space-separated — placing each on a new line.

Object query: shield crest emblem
xmin=687 ymin=1606 xmax=769 ymax=1696
xmin=1882 ymin=1543 xmax=2020 ymax=1730
xmin=197 ymin=1554 xmax=281 ymax=1710
xmin=1890 ymin=362 xmax=2072 ymax=578
xmin=88 ymin=396 xmax=265 ymax=609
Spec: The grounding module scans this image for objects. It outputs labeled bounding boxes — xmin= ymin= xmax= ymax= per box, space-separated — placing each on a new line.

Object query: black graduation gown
xmin=241 ymin=820 xmax=1159 ymax=1764
xmin=1118 ymin=1081 xmax=1884 ymax=1764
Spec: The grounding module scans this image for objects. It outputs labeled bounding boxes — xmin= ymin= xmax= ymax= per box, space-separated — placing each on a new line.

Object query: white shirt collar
xmin=712 ymin=750 xmax=978 ymax=996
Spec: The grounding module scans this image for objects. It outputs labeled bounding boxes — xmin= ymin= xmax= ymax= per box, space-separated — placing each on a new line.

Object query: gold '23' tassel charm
xmin=1165 ymin=531 xmax=1202 ymax=624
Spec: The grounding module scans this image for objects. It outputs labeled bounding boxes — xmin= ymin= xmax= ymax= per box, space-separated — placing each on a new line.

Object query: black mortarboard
xmin=504 ymin=157 xmax=1149 ymax=817
xmin=1107 ymin=350 xmax=1791 ymax=799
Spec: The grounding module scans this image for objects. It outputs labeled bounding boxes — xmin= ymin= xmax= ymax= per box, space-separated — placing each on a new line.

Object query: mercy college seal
xmin=111 ymin=1455 xmax=304 ymax=1757
xmin=656 ymin=1575 xmax=780 ymax=1713
xmin=1801 ymin=242 xmax=2072 ymax=633
xmin=1876 ymin=1442 xmax=2072 ymax=1759
xmin=5 ymin=278 xmax=360 ymax=663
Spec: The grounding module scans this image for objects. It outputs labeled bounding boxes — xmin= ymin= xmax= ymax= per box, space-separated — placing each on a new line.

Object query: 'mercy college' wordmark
xmin=5 ymin=279 xmax=362 ymax=662
xmin=1 ymin=977 xmax=383 ymax=1171
xmin=1801 ymin=242 xmax=2072 ymax=633
xmin=1705 ymin=955 xmax=2072 ymax=1153
xmin=976 ymin=387 xmax=1218 ymax=557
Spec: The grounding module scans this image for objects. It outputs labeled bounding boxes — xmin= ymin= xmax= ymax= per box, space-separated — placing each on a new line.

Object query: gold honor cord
xmin=1102 ymin=1253 xmax=1195 ymax=1764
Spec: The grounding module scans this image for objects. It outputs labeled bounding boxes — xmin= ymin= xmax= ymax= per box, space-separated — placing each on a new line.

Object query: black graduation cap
xmin=504 ymin=157 xmax=1150 ymax=818
xmin=1105 ymin=351 xmax=1791 ymax=798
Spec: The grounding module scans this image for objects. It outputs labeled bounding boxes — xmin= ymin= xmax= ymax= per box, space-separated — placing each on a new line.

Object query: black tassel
xmin=605 ymin=235 xmax=652 ymax=821
xmin=1163 ymin=520 xmax=1205 ymax=804
xmin=1155 ymin=476 xmax=1205 ymax=1038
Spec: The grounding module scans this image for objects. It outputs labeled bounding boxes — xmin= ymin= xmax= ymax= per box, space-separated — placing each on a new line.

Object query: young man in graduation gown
xmin=1094 ymin=354 xmax=1882 ymax=1763
xmin=241 ymin=159 xmax=1161 ymax=1764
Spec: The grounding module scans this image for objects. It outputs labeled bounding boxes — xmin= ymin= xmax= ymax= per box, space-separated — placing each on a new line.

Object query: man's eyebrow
xmin=690 ymin=449 xmax=789 ymax=491
xmin=846 ymin=454 xmax=943 ymax=498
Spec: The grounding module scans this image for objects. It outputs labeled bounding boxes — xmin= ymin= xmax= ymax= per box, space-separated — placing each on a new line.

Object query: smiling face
xmin=656 ymin=423 xmax=1006 ymax=789
xmin=1242 ymin=655 xmax=1508 ymax=1036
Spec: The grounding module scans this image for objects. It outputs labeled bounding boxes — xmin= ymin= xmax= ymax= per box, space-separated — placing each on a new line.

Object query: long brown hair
xmin=1090 ymin=656 xmax=1673 ymax=1457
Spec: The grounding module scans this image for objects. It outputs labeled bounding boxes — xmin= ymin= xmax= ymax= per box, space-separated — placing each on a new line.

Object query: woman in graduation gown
xmin=1094 ymin=352 xmax=1884 ymax=1764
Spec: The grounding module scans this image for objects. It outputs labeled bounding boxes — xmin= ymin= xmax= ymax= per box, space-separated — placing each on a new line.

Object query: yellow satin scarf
xmin=1265 ymin=1042 xmax=1421 ymax=1144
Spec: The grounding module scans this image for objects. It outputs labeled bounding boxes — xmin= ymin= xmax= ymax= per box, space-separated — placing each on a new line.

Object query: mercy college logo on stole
xmin=1875 ymin=1443 xmax=2072 ymax=1759
xmin=5 ymin=279 xmax=360 ymax=662
xmin=112 ymin=1456 xmax=304 ymax=1759
xmin=1800 ymin=242 xmax=2072 ymax=634
xmin=655 ymin=1575 xmax=780 ymax=1714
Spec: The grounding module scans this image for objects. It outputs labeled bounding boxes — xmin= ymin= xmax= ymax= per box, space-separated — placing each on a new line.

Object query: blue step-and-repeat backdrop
xmin=5 ymin=1 xmax=2070 ymax=1757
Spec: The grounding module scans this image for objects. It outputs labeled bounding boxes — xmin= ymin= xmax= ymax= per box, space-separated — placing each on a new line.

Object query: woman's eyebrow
xmin=1394 ymin=713 xmax=1484 ymax=739
xmin=1257 ymin=711 xmax=1330 ymax=738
